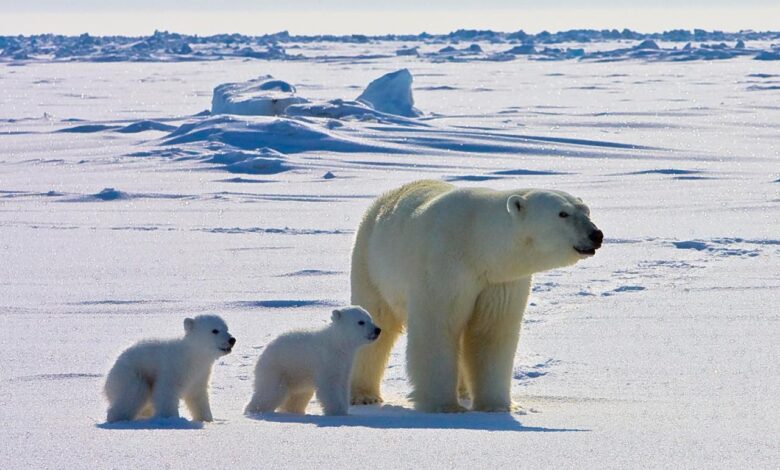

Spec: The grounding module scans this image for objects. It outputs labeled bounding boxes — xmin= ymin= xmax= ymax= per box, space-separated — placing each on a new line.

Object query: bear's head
xmin=503 ymin=189 xmax=603 ymax=276
xmin=330 ymin=306 xmax=381 ymax=346
xmin=184 ymin=314 xmax=236 ymax=357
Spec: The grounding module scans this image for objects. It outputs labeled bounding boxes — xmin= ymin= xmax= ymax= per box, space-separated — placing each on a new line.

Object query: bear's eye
xmin=559 ymin=211 xmax=569 ymax=218
xmin=212 ymin=329 xmax=219 ymax=335
xmin=358 ymin=321 xmax=365 ymax=325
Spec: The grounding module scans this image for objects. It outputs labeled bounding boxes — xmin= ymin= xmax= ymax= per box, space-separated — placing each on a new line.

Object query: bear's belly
xmin=281 ymin=368 xmax=316 ymax=390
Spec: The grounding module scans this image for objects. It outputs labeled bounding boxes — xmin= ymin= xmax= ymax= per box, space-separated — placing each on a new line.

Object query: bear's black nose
xmin=374 ymin=327 xmax=381 ymax=336
xmin=589 ymin=229 xmax=604 ymax=247
xmin=229 ymin=337 xmax=236 ymax=346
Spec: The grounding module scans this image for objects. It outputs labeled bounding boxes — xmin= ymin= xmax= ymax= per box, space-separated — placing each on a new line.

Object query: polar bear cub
xmin=245 ymin=306 xmax=380 ymax=416
xmin=104 ymin=315 xmax=236 ymax=422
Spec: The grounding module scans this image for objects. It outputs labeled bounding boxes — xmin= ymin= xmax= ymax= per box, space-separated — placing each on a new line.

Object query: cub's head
xmin=506 ymin=189 xmax=603 ymax=271
xmin=331 ymin=306 xmax=381 ymax=345
xmin=184 ymin=315 xmax=236 ymax=356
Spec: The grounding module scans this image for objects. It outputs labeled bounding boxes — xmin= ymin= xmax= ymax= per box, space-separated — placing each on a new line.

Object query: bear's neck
xmin=490 ymin=249 xmax=551 ymax=282
xmin=181 ymin=338 xmax=218 ymax=364
xmin=323 ymin=327 xmax=362 ymax=356
xmin=470 ymin=210 xmax=543 ymax=283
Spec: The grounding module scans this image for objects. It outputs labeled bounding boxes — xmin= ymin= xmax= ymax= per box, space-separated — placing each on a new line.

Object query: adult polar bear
xmin=350 ymin=180 xmax=603 ymax=412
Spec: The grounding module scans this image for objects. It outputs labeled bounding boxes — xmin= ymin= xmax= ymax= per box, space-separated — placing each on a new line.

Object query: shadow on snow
xmin=247 ymin=404 xmax=588 ymax=432
xmin=96 ymin=417 xmax=204 ymax=430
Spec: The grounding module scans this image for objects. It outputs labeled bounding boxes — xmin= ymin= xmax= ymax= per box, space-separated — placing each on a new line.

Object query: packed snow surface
xmin=0 ymin=29 xmax=778 ymax=469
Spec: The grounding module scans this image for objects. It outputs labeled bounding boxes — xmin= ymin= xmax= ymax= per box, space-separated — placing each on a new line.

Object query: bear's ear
xmin=506 ymin=194 xmax=526 ymax=215
xmin=331 ymin=309 xmax=342 ymax=322
xmin=184 ymin=317 xmax=195 ymax=333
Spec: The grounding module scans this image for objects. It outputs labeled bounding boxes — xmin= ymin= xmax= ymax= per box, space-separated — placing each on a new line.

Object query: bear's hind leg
xmin=105 ymin=370 xmax=151 ymax=422
xmin=457 ymin=342 xmax=472 ymax=402
xmin=280 ymin=388 xmax=314 ymax=414
xmin=350 ymin=296 xmax=402 ymax=405
xmin=137 ymin=401 xmax=154 ymax=418
xmin=245 ymin=372 xmax=288 ymax=414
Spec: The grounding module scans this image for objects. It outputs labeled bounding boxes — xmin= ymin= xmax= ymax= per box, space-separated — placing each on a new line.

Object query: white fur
xmin=349 ymin=180 xmax=601 ymax=412
xmin=104 ymin=315 xmax=235 ymax=422
xmin=245 ymin=306 xmax=380 ymax=416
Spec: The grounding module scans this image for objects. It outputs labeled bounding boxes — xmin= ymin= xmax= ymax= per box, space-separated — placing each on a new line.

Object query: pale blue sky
xmin=3 ymin=0 xmax=777 ymax=11
xmin=1 ymin=1 xmax=777 ymax=35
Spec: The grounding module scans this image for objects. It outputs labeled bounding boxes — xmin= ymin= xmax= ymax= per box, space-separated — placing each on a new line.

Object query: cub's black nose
xmin=229 ymin=337 xmax=236 ymax=346
xmin=589 ymin=229 xmax=604 ymax=247
xmin=374 ymin=327 xmax=381 ymax=336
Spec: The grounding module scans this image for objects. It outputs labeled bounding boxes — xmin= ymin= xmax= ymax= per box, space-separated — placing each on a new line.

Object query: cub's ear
xmin=184 ymin=317 xmax=195 ymax=332
xmin=331 ymin=309 xmax=342 ymax=322
xmin=506 ymin=194 xmax=526 ymax=215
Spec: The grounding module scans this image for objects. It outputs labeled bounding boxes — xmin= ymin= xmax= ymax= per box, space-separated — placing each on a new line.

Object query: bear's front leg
xmin=316 ymin=368 xmax=351 ymax=416
xmin=463 ymin=279 xmax=529 ymax=412
xmin=406 ymin=294 xmax=474 ymax=413
xmin=184 ymin=384 xmax=213 ymax=422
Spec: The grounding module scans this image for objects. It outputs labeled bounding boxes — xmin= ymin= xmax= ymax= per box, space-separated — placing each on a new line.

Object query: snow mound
xmin=117 ymin=120 xmax=177 ymax=133
xmin=395 ymin=46 xmax=419 ymax=56
xmin=284 ymin=98 xmax=422 ymax=125
xmin=90 ymin=188 xmax=129 ymax=201
xmin=356 ymin=69 xmax=421 ymax=118
xmin=205 ymin=148 xmax=294 ymax=175
xmin=505 ymin=44 xmax=537 ymax=55
xmin=285 ymin=99 xmax=380 ymax=120
xmin=211 ymin=76 xmax=309 ymax=116
xmin=164 ymin=115 xmax=388 ymax=154
xmin=755 ymin=51 xmax=780 ymax=61
xmin=209 ymin=71 xmax=423 ymax=120
xmin=57 ymin=124 xmax=120 ymax=133
xmin=634 ymin=40 xmax=660 ymax=50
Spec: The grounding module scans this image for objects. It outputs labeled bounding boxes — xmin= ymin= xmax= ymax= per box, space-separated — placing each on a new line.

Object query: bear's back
xmin=374 ymin=179 xmax=452 ymax=221
xmin=261 ymin=329 xmax=329 ymax=373
xmin=115 ymin=338 xmax=178 ymax=375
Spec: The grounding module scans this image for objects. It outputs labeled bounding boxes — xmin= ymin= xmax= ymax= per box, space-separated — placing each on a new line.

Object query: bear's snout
xmin=374 ymin=327 xmax=381 ymax=336
xmin=229 ymin=337 xmax=236 ymax=346
xmin=589 ymin=229 xmax=604 ymax=248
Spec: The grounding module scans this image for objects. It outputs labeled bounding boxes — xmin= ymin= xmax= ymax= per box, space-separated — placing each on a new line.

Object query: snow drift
xmin=211 ymin=70 xmax=422 ymax=119
xmin=163 ymin=115 xmax=391 ymax=154
xmin=211 ymin=76 xmax=309 ymax=116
